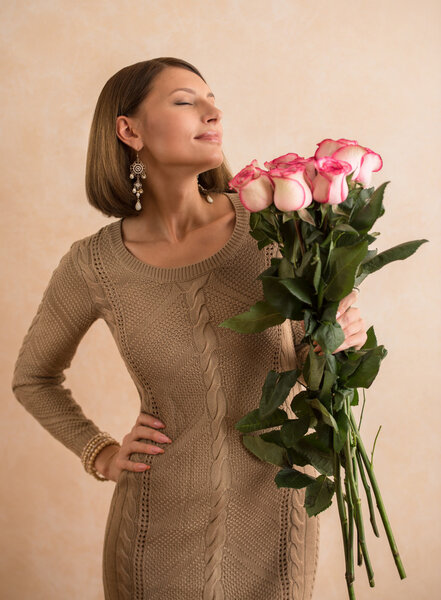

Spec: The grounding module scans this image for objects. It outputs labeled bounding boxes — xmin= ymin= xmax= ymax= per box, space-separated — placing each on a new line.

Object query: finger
xmin=337 ymin=289 xmax=359 ymax=318
xmin=333 ymin=319 xmax=365 ymax=353
xmin=136 ymin=411 xmax=166 ymax=429
xmin=133 ymin=424 xmax=172 ymax=444
xmin=336 ymin=307 xmax=360 ymax=332
xmin=112 ymin=450 xmax=151 ymax=474
xmin=131 ymin=439 xmax=165 ymax=455
xmin=121 ymin=459 xmax=151 ymax=472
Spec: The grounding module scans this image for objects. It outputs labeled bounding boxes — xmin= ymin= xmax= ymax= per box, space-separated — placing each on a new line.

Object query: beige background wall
xmin=1 ymin=1 xmax=439 ymax=598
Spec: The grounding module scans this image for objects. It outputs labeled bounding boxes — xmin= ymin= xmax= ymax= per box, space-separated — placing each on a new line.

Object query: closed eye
xmin=175 ymin=102 xmax=192 ymax=105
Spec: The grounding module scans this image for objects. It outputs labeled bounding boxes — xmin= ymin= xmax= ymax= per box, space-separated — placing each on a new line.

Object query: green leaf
xmin=294 ymin=248 xmax=314 ymax=279
xmin=261 ymin=276 xmax=306 ymax=320
xmin=307 ymin=398 xmax=339 ymax=432
xmin=315 ymin=420 xmax=334 ymax=447
xmin=290 ymin=391 xmax=318 ymax=424
xmin=324 ymin=239 xmax=369 ymax=301
xmin=304 ymin=228 xmax=323 ymax=245
xmin=293 ymin=433 xmax=334 ymax=475
xmin=303 ymin=309 xmax=318 ymax=336
xmin=349 ymin=181 xmax=389 ymax=232
xmin=259 ymin=368 xmax=299 ymax=419
xmin=333 ymin=387 xmax=354 ymax=412
xmin=312 ymin=243 xmax=322 ymax=293
xmin=280 ymin=416 xmax=311 ymax=447
xmin=344 ymin=345 xmax=388 ymax=388
xmin=351 ymin=388 xmax=359 ymax=406
xmin=297 ymin=208 xmax=316 ymax=226
xmin=235 ymin=407 xmax=288 ymax=433
xmin=333 ymin=223 xmax=360 ymax=236
xmin=358 ymin=239 xmax=429 ymax=277
xmin=286 ymin=446 xmax=310 ymax=466
xmin=218 ymin=300 xmax=285 ymax=333
xmin=279 ymin=277 xmax=315 ymax=305
xmin=256 ymin=258 xmax=280 ymax=280
xmin=260 ymin=429 xmax=286 ymax=446
xmin=304 ymin=474 xmax=336 ymax=516
xmin=320 ymin=302 xmax=340 ymax=323
xmin=275 ymin=467 xmax=317 ymax=489
xmin=242 ymin=434 xmax=289 ymax=467
xmin=333 ymin=410 xmax=350 ymax=452
xmin=303 ymin=346 xmax=327 ymax=390
xmin=314 ymin=321 xmax=346 ymax=354
xmin=278 ymin=256 xmax=296 ymax=279
xmin=318 ymin=369 xmax=338 ymax=407
xmin=361 ymin=325 xmax=377 ymax=349
xmin=337 ymin=350 xmax=364 ymax=380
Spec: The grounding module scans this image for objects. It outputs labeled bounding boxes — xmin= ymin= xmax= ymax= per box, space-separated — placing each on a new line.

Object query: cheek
xmin=147 ymin=114 xmax=193 ymax=156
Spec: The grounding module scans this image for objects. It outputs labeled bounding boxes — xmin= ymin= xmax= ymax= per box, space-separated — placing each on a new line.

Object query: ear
xmin=116 ymin=115 xmax=142 ymax=152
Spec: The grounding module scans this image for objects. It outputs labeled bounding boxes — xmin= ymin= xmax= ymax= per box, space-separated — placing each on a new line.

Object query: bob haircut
xmin=85 ymin=57 xmax=234 ymax=219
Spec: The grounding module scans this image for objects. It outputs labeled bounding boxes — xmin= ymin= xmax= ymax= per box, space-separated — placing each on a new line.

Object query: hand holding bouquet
xmin=219 ymin=138 xmax=428 ymax=599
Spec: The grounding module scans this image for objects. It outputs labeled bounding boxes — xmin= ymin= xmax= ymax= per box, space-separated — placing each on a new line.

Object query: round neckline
xmin=108 ymin=191 xmax=248 ymax=282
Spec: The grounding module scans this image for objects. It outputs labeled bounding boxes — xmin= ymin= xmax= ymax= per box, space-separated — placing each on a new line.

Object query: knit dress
xmin=11 ymin=191 xmax=320 ymax=600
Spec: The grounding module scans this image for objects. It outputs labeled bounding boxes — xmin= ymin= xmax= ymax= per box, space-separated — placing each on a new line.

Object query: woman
xmin=11 ymin=57 xmax=367 ymax=600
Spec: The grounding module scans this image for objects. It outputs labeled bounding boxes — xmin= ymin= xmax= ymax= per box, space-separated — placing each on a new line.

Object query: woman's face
xmin=126 ymin=66 xmax=224 ymax=174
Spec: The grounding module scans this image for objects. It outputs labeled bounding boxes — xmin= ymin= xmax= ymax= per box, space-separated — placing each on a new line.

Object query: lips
xmin=195 ymin=132 xmax=221 ymax=141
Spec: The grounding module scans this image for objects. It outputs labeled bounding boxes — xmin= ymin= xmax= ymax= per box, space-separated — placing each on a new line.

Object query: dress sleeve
xmin=11 ymin=239 xmax=102 ymax=459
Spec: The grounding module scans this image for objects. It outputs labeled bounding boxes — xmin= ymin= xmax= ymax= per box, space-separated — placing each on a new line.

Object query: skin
xmin=94 ymin=67 xmax=368 ymax=482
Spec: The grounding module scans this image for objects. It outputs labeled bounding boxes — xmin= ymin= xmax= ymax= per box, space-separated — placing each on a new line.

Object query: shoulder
xmin=68 ymin=220 xmax=115 ymax=263
xmin=59 ymin=221 xmax=116 ymax=291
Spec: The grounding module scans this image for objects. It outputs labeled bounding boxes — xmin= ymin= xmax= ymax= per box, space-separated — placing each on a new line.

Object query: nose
xmin=207 ymin=106 xmax=222 ymax=123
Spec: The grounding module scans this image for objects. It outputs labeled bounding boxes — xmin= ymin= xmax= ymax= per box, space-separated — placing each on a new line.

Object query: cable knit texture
xmin=11 ymin=192 xmax=319 ymax=599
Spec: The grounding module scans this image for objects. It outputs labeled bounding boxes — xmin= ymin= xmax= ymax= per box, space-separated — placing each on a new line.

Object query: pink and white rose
xmin=228 ymin=159 xmax=274 ymax=212
xmin=311 ymin=157 xmax=353 ymax=204
xmin=228 ymin=137 xmax=383 ymax=213
xmin=314 ymin=138 xmax=383 ymax=187
xmin=265 ymin=158 xmax=313 ymax=211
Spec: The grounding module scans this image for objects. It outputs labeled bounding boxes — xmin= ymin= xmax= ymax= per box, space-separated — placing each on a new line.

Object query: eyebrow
xmin=169 ymin=87 xmax=215 ymax=99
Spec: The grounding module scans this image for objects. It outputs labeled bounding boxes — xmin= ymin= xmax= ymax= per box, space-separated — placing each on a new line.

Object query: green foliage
xmin=221 ymin=172 xmax=425 ymax=587
xmin=258 ymin=368 xmax=299 ymax=419
xmin=304 ymin=474 xmax=336 ymax=516
xmin=355 ymin=239 xmax=429 ymax=286
xmin=242 ymin=433 xmax=289 ymax=468
xmin=235 ymin=407 xmax=288 ymax=433
xmin=275 ymin=467 xmax=316 ymax=489
xmin=260 ymin=275 xmax=309 ymax=320
xmin=323 ymin=239 xmax=369 ymax=301
xmin=218 ymin=300 xmax=285 ymax=333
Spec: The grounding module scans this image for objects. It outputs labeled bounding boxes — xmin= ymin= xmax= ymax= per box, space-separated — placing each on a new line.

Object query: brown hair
xmin=85 ymin=57 xmax=234 ymax=218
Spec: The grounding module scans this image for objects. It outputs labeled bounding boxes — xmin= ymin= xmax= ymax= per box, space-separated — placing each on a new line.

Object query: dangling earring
xmin=198 ymin=180 xmax=214 ymax=204
xmin=129 ymin=151 xmax=146 ymax=211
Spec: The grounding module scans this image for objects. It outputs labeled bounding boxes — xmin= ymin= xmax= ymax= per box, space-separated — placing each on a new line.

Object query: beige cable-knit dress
xmin=11 ymin=191 xmax=320 ymax=599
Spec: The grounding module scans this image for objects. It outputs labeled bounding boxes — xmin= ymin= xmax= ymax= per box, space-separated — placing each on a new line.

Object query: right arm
xmin=11 ymin=239 xmax=173 ymax=481
xmin=11 ymin=240 xmax=104 ymax=459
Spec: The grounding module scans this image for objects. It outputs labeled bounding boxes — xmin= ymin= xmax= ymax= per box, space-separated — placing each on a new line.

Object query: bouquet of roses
xmin=218 ymin=138 xmax=428 ymax=599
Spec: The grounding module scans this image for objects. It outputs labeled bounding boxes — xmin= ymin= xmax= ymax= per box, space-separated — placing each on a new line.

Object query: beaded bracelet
xmin=81 ymin=432 xmax=121 ymax=481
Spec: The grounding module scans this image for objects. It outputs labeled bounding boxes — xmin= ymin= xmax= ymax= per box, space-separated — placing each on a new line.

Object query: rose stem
xmin=333 ymin=441 xmax=353 ymax=588
xmin=334 ymin=451 xmax=357 ymax=599
xmin=344 ymin=402 xmax=376 ymax=587
xmin=349 ymin=409 xmax=407 ymax=580
xmin=351 ymin=445 xmax=363 ymax=565
xmin=355 ymin=449 xmax=380 ymax=536
xmin=292 ymin=214 xmax=305 ymax=256
xmin=343 ymin=459 xmax=355 ymax=584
